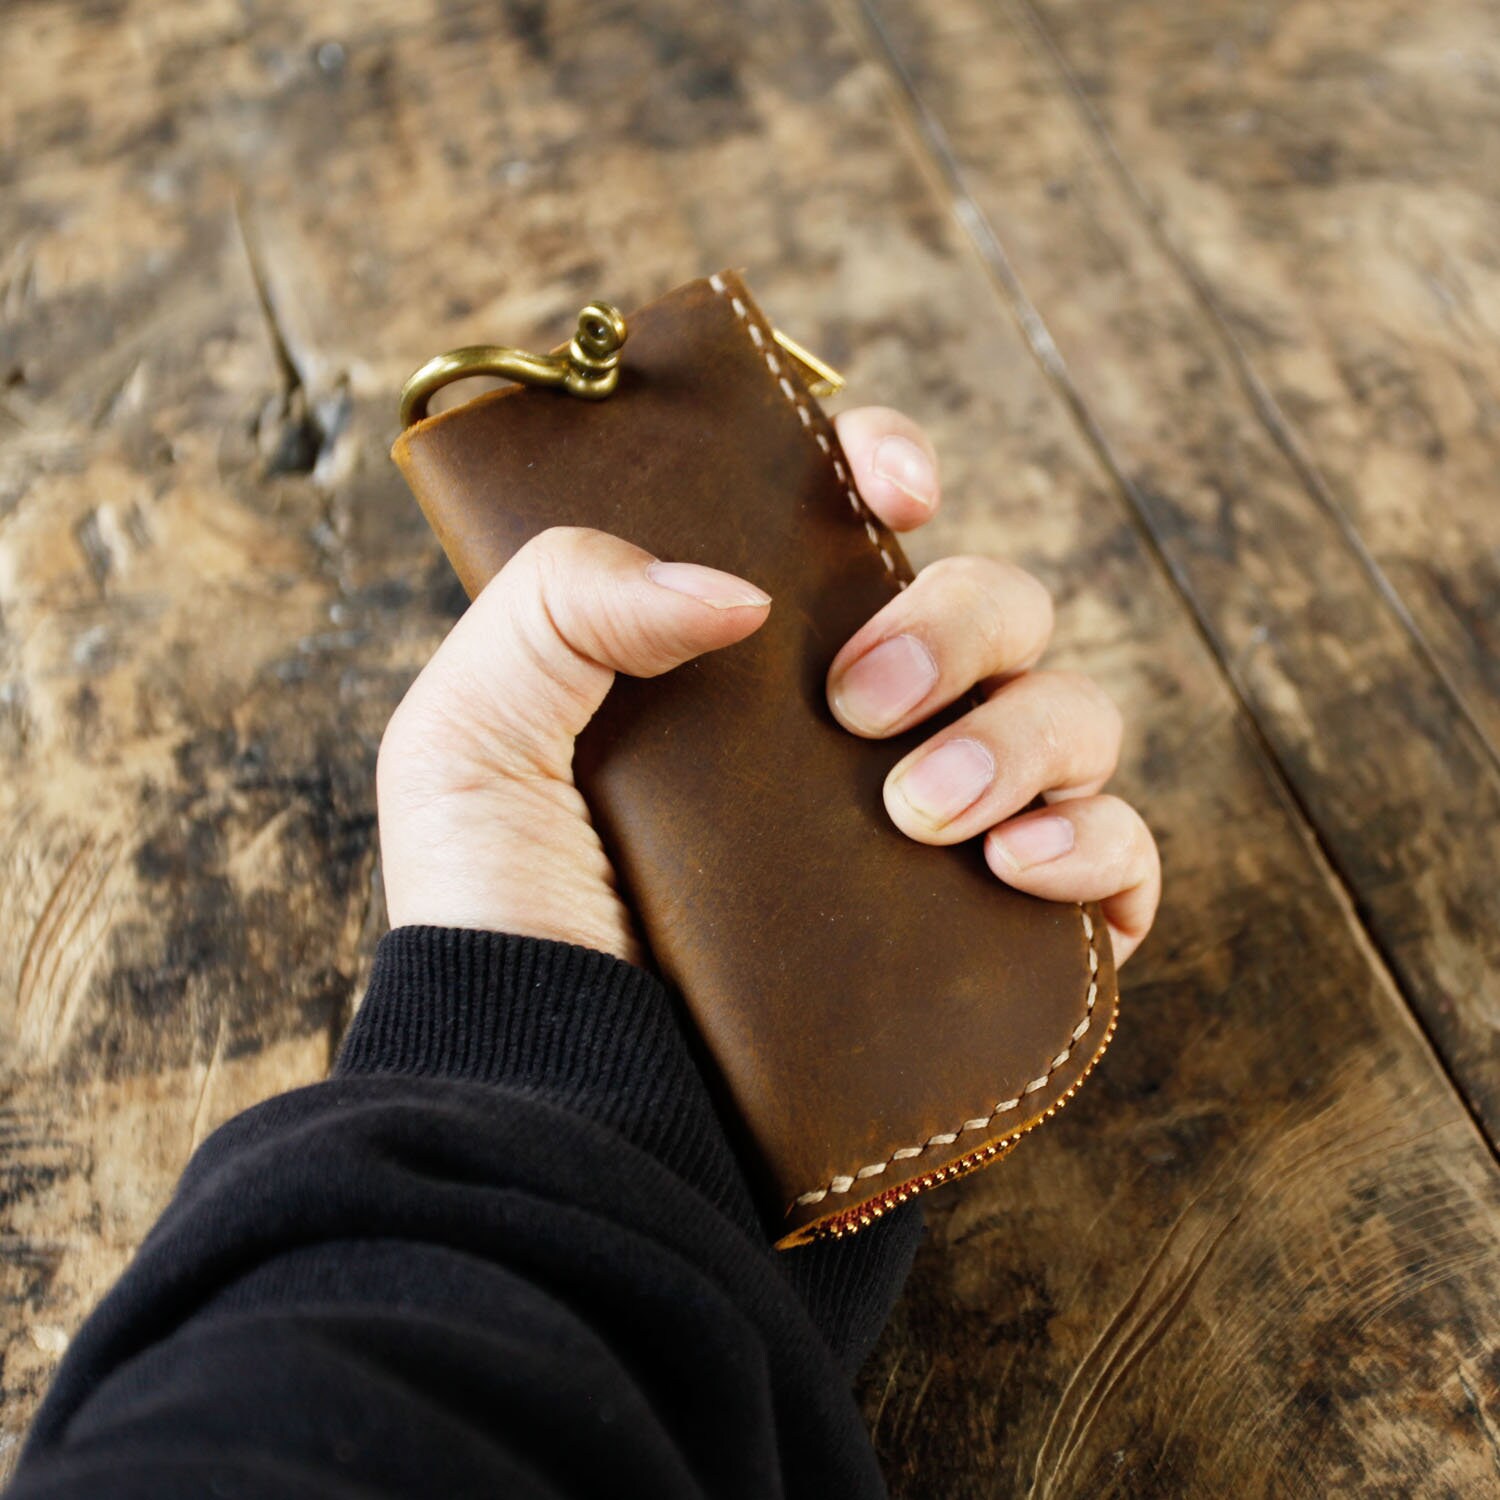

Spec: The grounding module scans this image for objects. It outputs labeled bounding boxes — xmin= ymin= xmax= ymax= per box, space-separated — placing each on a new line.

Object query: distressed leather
xmin=392 ymin=270 xmax=1120 ymax=1248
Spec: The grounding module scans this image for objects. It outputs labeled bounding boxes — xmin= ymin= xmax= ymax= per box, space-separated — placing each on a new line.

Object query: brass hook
xmin=397 ymin=298 xmax=845 ymax=428
xmin=398 ymin=301 xmax=628 ymax=427
xmin=769 ymin=329 xmax=845 ymax=399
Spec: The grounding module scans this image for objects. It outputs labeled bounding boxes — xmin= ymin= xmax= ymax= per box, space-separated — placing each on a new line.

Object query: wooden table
xmin=3 ymin=1 xmax=1497 ymax=1492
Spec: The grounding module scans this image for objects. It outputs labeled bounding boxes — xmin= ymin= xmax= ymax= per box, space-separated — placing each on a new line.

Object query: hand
xmin=376 ymin=406 xmax=1159 ymax=968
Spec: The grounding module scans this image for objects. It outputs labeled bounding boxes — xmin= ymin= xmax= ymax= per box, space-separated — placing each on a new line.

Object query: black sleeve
xmin=8 ymin=926 xmax=922 ymax=1499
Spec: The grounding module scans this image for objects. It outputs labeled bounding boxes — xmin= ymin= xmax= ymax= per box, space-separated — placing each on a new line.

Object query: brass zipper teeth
xmin=805 ymin=1140 xmax=1015 ymax=1242
xmin=796 ymin=1008 xmax=1120 ymax=1245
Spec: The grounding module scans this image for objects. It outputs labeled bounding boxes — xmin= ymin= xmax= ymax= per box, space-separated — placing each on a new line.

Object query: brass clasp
xmin=398 ymin=299 xmax=845 ymax=427
xmin=769 ymin=329 xmax=845 ymax=399
xmin=398 ymin=302 xmax=628 ymax=427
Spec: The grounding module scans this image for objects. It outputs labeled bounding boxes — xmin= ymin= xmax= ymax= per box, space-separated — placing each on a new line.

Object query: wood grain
xmin=852 ymin=0 xmax=1500 ymax=1150
xmin=2 ymin=0 xmax=1496 ymax=1492
xmin=1025 ymin=0 xmax=1500 ymax=756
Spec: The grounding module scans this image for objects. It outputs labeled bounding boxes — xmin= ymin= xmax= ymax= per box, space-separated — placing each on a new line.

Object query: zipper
xmin=789 ymin=1008 xmax=1120 ymax=1246
xmin=799 ymin=1139 xmax=1020 ymax=1243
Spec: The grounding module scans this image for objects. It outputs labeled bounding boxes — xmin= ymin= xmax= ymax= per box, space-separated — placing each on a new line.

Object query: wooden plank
xmin=1 ymin=0 xmax=1497 ymax=1493
xmin=851 ymin=0 xmax=1500 ymax=1147
xmin=1024 ymin=0 xmax=1500 ymax=759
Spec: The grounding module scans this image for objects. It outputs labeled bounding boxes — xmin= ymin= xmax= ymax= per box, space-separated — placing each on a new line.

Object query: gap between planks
xmin=830 ymin=0 xmax=1500 ymax=1170
xmin=1003 ymin=0 xmax=1500 ymax=777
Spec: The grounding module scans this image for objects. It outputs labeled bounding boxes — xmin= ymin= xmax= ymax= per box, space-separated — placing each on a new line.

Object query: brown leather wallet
xmin=392 ymin=270 xmax=1119 ymax=1248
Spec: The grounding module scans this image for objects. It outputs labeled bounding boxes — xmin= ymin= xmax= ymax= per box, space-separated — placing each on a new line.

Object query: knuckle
xmin=1014 ymin=671 xmax=1123 ymax=785
xmin=517 ymin=526 xmax=619 ymax=588
xmin=1033 ymin=690 xmax=1069 ymax=765
xmin=991 ymin=557 xmax=1054 ymax=621
xmin=516 ymin=526 xmax=574 ymax=571
xmin=918 ymin=552 xmax=996 ymax=600
xmin=919 ymin=555 xmax=1054 ymax=665
xmin=1098 ymin=794 xmax=1158 ymax=872
xmin=1061 ymin=670 xmax=1123 ymax=734
xmin=526 ymin=524 xmax=596 ymax=557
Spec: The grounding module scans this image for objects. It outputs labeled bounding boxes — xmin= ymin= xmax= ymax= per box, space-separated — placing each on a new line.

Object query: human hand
xmin=376 ymin=406 xmax=1159 ymax=968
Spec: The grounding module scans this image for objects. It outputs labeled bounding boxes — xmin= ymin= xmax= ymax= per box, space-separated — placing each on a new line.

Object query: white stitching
xmin=705 ymin=274 xmax=1102 ymax=1216
xmin=792 ymin=1008 xmax=1121 ymax=1209
xmin=790 ymin=910 xmax=1105 ymax=1207
xmin=710 ymin=274 xmax=899 ymax=583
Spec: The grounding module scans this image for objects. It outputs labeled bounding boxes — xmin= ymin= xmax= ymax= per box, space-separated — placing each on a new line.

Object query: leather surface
xmin=392 ymin=270 xmax=1120 ymax=1247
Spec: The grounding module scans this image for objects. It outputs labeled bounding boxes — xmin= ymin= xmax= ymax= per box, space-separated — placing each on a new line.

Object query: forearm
xmin=9 ymin=927 xmax=920 ymax=1498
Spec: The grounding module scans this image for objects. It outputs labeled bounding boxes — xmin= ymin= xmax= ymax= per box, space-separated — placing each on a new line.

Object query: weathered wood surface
xmin=2 ymin=1 xmax=1497 ymax=1494
xmin=853 ymin=0 xmax=1500 ymax=1149
xmin=1022 ymin=0 xmax=1500 ymax=754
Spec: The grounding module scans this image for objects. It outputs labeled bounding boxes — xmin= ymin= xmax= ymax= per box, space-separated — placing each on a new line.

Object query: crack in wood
xmin=1007 ymin=0 xmax=1500 ymax=776
xmin=233 ymin=194 xmax=329 ymax=478
xmin=841 ymin=0 xmax=1500 ymax=1165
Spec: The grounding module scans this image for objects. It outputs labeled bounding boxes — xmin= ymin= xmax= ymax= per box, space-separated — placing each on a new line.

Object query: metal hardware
xmin=398 ymin=298 xmax=846 ymax=428
xmin=801 ymin=1140 xmax=1018 ymax=1243
xmin=771 ymin=328 xmax=845 ymax=398
xmin=398 ymin=301 xmax=628 ymax=427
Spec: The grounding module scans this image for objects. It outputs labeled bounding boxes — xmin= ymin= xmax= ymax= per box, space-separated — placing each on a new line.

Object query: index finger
xmin=832 ymin=406 xmax=941 ymax=533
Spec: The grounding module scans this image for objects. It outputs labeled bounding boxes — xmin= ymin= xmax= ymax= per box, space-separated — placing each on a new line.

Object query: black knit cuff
xmin=333 ymin=925 xmax=765 ymax=1229
xmin=336 ymin=925 xmax=668 ymax=1091
xmin=335 ymin=924 xmax=922 ymax=1369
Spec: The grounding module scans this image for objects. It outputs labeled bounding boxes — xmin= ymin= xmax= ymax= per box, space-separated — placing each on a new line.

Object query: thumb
xmin=405 ymin=525 xmax=771 ymax=778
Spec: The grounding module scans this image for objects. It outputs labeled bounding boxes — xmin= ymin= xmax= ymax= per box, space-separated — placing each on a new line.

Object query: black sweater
xmin=9 ymin=926 xmax=923 ymax=1498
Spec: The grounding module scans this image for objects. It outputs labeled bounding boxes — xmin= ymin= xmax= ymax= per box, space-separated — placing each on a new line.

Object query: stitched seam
xmin=705 ymin=273 xmax=1101 ymax=1215
xmin=786 ymin=1001 xmax=1120 ymax=1244
xmin=792 ymin=912 xmax=1103 ymax=1207
xmin=709 ymin=272 xmax=908 ymax=592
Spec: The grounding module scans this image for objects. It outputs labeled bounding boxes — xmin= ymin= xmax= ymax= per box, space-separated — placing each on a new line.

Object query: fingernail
xmin=831 ymin=634 xmax=938 ymax=733
xmin=646 ymin=560 xmax=770 ymax=610
xmin=890 ymin=738 xmax=994 ymax=827
xmin=988 ymin=815 xmax=1075 ymax=872
xmin=873 ymin=436 xmax=936 ymax=512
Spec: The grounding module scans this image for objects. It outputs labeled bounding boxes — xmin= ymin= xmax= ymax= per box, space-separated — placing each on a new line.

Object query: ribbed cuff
xmin=334 ymin=924 xmax=923 ymax=1369
xmin=777 ymin=1199 xmax=924 ymax=1375
xmin=333 ymin=925 xmax=761 ymax=1228
xmin=336 ymin=926 xmax=666 ymax=1090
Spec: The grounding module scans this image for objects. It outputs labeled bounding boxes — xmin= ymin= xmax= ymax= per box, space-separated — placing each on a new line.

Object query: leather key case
xmin=392 ymin=269 xmax=1119 ymax=1248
